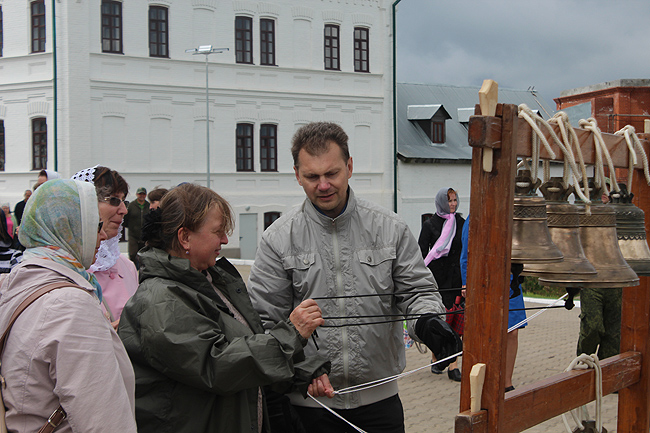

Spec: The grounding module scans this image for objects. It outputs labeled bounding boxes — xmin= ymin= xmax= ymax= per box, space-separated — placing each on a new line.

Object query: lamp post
xmin=185 ymin=45 xmax=228 ymax=188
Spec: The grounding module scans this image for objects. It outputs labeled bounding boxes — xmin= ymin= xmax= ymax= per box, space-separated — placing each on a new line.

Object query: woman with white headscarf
xmin=418 ymin=187 xmax=465 ymax=381
xmin=0 ymin=179 xmax=137 ymax=432
xmin=72 ymin=165 xmax=138 ymax=329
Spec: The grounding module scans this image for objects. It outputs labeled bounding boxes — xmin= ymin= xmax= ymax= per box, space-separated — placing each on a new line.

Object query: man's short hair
xmin=291 ymin=122 xmax=350 ymax=167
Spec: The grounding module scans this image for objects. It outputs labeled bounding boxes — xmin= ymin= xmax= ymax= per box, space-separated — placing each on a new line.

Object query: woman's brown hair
xmin=145 ymin=183 xmax=233 ymax=254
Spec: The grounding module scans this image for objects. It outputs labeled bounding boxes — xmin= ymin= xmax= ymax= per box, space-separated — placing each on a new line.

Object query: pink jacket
xmin=0 ymin=259 xmax=137 ymax=433
xmin=91 ymin=254 xmax=138 ymax=321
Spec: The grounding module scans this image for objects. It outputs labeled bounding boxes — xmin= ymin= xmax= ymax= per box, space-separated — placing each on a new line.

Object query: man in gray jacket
xmin=249 ymin=122 xmax=461 ymax=433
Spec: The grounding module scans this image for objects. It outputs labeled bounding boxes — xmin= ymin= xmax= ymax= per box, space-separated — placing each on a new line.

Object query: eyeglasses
xmin=98 ymin=221 xmax=104 ymax=233
xmin=103 ymin=196 xmax=129 ymax=207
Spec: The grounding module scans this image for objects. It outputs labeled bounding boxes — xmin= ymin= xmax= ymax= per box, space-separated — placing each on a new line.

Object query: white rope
xmin=615 ymin=124 xmax=650 ymax=191
xmin=561 ymin=353 xmax=604 ymax=433
xmin=308 ymin=292 xmax=571 ymax=430
xmin=549 ymin=112 xmax=591 ymax=205
xmin=306 ymin=394 xmax=368 ymax=433
xmin=580 ymin=118 xmax=620 ymax=194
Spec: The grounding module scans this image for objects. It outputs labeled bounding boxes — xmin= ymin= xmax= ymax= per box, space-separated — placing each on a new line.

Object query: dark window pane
xmin=236 ymin=123 xmax=254 ymax=171
xmin=32 ymin=118 xmax=47 ymax=170
xmin=235 ymin=16 xmax=253 ymax=64
xmin=101 ymin=1 xmax=122 ymax=54
xmin=149 ymin=6 xmax=169 ymax=58
xmin=260 ymin=19 xmax=275 ymax=66
xmin=260 ymin=124 xmax=277 ymax=172
xmin=0 ymin=120 xmax=5 ymax=171
xmin=354 ymin=27 xmax=369 ymax=72
xmin=31 ymin=1 xmax=46 ymax=53
xmin=324 ymin=25 xmax=340 ymax=71
xmin=264 ymin=212 xmax=281 ymax=230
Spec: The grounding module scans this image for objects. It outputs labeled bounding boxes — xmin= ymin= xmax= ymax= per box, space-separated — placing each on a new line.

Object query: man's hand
xmin=308 ymin=374 xmax=335 ymax=398
xmin=415 ymin=315 xmax=462 ymax=371
xmin=289 ymin=299 xmax=324 ymax=339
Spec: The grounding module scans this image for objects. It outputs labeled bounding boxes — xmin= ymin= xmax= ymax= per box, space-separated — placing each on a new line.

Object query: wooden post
xmin=618 ymin=137 xmax=650 ymax=431
xmin=458 ymin=103 xmax=518 ymax=432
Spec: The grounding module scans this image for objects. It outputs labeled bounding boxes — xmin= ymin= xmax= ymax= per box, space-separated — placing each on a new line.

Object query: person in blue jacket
xmin=460 ymin=215 xmax=527 ymax=392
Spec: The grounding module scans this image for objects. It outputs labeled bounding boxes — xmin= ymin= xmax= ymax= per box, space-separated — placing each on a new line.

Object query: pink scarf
xmin=424 ymin=188 xmax=458 ymax=266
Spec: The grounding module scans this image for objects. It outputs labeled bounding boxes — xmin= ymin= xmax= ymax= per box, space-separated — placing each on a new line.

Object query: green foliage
xmin=521 ymin=276 xmax=570 ymax=299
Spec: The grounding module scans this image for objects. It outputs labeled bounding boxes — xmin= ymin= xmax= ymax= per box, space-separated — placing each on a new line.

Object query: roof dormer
xmin=407 ymin=104 xmax=452 ymax=144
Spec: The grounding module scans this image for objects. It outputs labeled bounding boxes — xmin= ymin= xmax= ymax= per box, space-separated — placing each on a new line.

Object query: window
xmin=324 ymin=24 xmax=340 ymax=70
xmin=354 ymin=27 xmax=369 ymax=72
xmin=264 ymin=212 xmax=281 ymax=230
xmin=149 ymin=6 xmax=168 ymax=58
xmin=236 ymin=123 xmax=254 ymax=172
xmin=0 ymin=120 xmax=4 ymax=171
xmin=32 ymin=118 xmax=47 ymax=170
xmin=260 ymin=124 xmax=277 ymax=172
xmin=101 ymin=1 xmax=123 ymax=54
xmin=260 ymin=19 xmax=275 ymax=66
xmin=0 ymin=6 xmax=4 ymax=57
xmin=31 ymin=1 xmax=46 ymax=53
xmin=235 ymin=16 xmax=252 ymax=64
xmin=431 ymin=120 xmax=445 ymax=143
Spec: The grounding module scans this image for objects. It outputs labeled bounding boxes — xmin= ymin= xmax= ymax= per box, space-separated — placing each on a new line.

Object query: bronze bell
xmin=608 ymin=184 xmax=650 ymax=276
xmin=511 ymin=170 xmax=564 ymax=264
xmin=560 ymin=181 xmax=639 ymax=288
xmin=523 ymin=178 xmax=597 ymax=285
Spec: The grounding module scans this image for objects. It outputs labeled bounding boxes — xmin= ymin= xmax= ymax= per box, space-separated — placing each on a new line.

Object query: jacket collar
xmin=303 ymin=187 xmax=357 ymax=227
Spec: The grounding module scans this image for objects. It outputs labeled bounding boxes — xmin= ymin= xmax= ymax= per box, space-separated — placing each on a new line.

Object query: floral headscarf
xmin=424 ymin=187 xmax=459 ymax=266
xmin=19 ymin=179 xmax=102 ymax=299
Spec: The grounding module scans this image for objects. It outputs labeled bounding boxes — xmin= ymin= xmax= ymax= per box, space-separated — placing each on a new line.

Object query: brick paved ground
xmin=233 ymin=263 xmax=619 ymax=432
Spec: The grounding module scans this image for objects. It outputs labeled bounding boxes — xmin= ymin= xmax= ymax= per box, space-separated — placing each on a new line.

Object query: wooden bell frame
xmin=455 ymin=89 xmax=650 ymax=432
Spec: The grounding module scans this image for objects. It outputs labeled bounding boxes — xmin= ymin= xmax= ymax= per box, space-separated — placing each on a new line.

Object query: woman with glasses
xmin=72 ymin=166 xmax=138 ymax=329
xmin=0 ymin=179 xmax=137 ymax=432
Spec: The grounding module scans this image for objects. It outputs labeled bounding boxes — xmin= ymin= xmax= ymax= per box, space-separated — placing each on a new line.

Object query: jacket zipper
xmin=331 ymin=219 xmax=351 ymax=409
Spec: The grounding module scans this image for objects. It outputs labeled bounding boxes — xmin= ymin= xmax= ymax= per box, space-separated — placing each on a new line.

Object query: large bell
xmin=563 ymin=196 xmax=640 ymax=288
xmin=511 ymin=170 xmax=564 ymax=264
xmin=523 ymin=178 xmax=597 ymax=285
xmin=609 ymin=184 xmax=650 ymax=276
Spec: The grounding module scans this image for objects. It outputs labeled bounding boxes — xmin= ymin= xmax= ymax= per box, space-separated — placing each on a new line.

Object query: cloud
xmin=396 ymin=0 xmax=650 ymax=105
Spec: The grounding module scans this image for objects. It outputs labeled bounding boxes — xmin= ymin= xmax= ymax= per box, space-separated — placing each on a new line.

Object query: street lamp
xmin=185 ymin=45 xmax=228 ymax=188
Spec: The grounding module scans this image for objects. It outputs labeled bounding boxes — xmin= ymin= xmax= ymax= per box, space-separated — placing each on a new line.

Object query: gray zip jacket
xmin=249 ymin=188 xmax=444 ymax=410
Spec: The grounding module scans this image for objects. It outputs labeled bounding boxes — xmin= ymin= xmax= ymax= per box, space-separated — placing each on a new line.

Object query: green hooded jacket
xmin=118 ymin=247 xmax=329 ymax=433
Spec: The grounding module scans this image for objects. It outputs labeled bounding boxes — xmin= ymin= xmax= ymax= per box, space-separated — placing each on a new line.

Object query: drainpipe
xmin=51 ymin=0 xmax=58 ymax=171
xmin=392 ymin=0 xmax=402 ymax=213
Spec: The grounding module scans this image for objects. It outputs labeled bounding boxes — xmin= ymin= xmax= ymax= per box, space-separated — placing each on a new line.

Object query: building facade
xmin=0 ymin=0 xmax=393 ymax=258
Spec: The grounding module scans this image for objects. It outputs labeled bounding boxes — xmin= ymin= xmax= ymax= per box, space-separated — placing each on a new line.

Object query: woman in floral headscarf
xmin=72 ymin=166 xmax=138 ymax=328
xmin=0 ymin=179 xmax=137 ymax=432
xmin=418 ymin=187 xmax=465 ymax=381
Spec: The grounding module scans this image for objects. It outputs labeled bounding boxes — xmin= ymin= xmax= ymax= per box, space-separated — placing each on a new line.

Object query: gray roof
xmin=397 ymin=82 xmax=555 ymax=162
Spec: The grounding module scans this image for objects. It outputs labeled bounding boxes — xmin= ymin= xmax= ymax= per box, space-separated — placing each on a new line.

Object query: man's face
xmin=137 ymin=193 xmax=146 ymax=203
xmin=294 ymin=142 xmax=352 ymax=218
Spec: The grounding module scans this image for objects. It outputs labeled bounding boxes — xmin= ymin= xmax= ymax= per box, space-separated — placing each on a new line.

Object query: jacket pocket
xmin=282 ymin=253 xmax=316 ymax=296
xmin=356 ymin=247 xmax=396 ymax=266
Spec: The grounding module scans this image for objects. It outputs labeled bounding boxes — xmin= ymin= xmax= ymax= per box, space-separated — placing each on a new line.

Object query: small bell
xmin=511 ymin=170 xmax=564 ymax=264
xmin=608 ymin=184 xmax=650 ymax=277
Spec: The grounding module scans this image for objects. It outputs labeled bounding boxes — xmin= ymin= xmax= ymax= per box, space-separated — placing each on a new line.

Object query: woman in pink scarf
xmin=418 ymin=187 xmax=465 ymax=381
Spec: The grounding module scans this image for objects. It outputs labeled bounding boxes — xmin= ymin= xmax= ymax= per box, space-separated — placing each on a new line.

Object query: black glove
xmin=415 ymin=314 xmax=462 ymax=371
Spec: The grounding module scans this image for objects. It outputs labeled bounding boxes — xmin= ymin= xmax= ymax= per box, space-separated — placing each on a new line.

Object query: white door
xmin=239 ymin=213 xmax=258 ymax=260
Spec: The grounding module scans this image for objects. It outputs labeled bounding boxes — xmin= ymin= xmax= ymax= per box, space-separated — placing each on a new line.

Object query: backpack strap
xmin=0 ymin=281 xmax=87 ymax=433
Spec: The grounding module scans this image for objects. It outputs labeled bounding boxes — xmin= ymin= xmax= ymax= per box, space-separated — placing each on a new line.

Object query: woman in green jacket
xmin=118 ymin=183 xmax=332 ymax=433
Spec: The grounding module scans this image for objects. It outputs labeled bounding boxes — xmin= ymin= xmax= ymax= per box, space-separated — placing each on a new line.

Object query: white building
xmin=0 ymin=0 xmax=394 ymax=258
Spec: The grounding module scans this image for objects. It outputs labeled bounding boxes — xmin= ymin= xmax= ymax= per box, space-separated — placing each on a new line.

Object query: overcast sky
xmin=395 ymin=0 xmax=650 ymax=109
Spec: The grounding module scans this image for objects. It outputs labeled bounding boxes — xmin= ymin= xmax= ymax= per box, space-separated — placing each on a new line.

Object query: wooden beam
xmin=618 ymin=153 xmax=650 ymax=431
xmin=459 ymin=103 xmax=519 ymax=432
xmin=455 ymin=410 xmax=488 ymax=433
xmin=500 ymin=352 xmax=641 ymax=433
xmin=468 ymin=115 xmax=638 ymax=168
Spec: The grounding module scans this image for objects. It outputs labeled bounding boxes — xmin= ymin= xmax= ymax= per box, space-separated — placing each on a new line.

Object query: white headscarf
xmin=71 ymin=165 xmax=124 ymax=272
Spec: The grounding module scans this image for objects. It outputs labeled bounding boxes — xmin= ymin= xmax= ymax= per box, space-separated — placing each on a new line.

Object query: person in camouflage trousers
xmin=577 ymin=287 xmax=622 ymax=359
